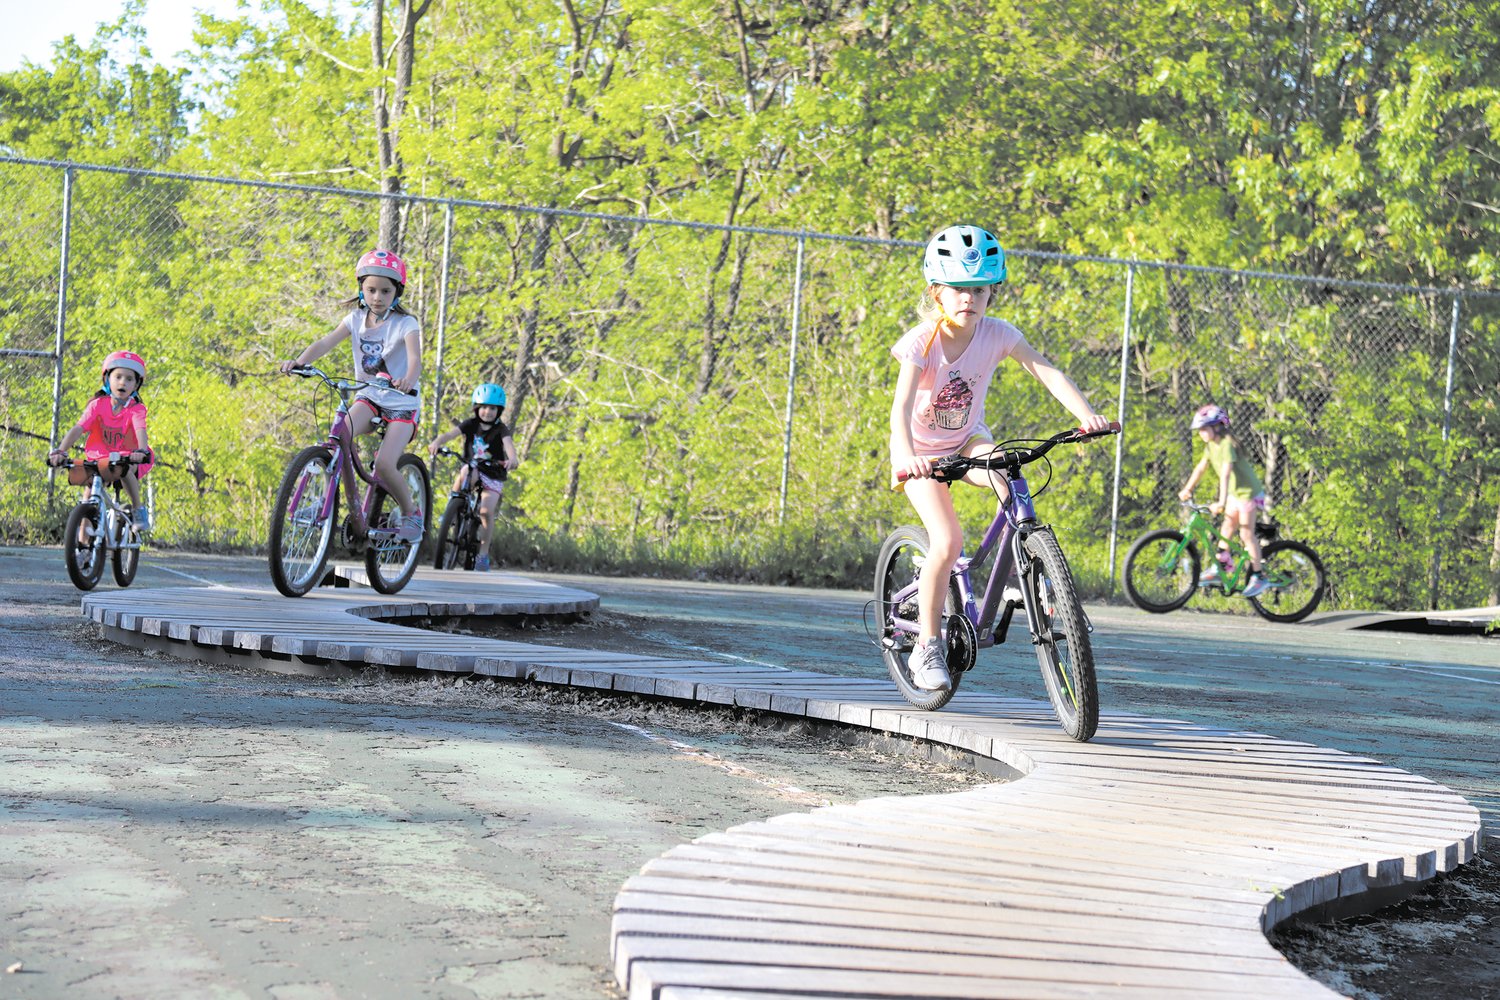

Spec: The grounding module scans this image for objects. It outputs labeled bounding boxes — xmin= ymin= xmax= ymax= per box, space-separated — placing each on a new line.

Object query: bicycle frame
xmin=1179 ymin=506 xmax=1255 ymax=592
xmin=886 ymin=466 xmax=1040 ymax=650
xmin=287 ymin=386 xmax=388 ymax=543
xmin=77 ymin=465 xmax=141 ymax=555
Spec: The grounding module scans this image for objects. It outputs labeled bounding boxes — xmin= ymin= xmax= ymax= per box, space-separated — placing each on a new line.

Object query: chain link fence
xmin=3 ymin=155 xmax=1496 ymax=611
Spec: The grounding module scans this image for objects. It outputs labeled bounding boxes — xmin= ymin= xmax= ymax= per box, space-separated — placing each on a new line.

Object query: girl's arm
xmin=279 ymin=321 xmax=351 ymax=374
xmin=502 ymin=434 xmax=519 ymax=470
xmin=889 ymin=361 xmax=932 ymax=481
xmin=391 ymin=328 xmax=423 ymax=393
xmin=1213 ymin=463 xmax=1232 ymax=512
xmin=1011 ymin=340 xmax=1110 ymax=431
xmin=47 ymin=423 xmax=86 ymax=464
xmin=426 ymin=426 xmax=461 ymax=456
xmin=131 ymin=413 xmax=150 ymax=461
xmin=1179 ymin=455 xmax=1210 ymax=499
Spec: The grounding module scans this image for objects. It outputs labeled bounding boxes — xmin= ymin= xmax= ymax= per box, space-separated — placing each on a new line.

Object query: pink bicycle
xmin=268 ymin=365 xmax=430 ymax=597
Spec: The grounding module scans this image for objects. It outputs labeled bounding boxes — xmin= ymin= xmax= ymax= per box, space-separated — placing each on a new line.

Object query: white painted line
xmin=607 ymin=721 xmax=831 ymax=807
xmin=1096 ymin=643 xmax=1500 ymax=685
xmin=150 ymin=565 xmax=230 ymax=588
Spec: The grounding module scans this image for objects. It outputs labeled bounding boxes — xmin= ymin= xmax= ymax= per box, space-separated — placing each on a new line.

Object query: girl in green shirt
xmin=1178 ymin=404 xmax=1269 ymax=597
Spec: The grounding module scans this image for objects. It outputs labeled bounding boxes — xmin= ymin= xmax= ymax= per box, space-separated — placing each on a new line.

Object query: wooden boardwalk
xmin=79 ymin=570 xmax=1483 ymax=1000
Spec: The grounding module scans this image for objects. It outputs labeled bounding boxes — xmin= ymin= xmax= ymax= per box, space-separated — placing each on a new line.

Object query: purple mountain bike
xmin=874 ymin=422 xmax=1119 ymax=740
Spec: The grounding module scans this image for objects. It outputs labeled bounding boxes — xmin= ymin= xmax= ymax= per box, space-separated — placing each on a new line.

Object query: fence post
xmin=1107 ymin=262 xmax=1135 ymax=592
xmin=430 ymin=200 xmax=455 ymax=431
xmin=1426 ymin=294 xmax=1462 ymax=610
xmin=47 ymin=166 xmax=76 ymax=503
xmin=777 ymin=236 xmax=806 ymax=526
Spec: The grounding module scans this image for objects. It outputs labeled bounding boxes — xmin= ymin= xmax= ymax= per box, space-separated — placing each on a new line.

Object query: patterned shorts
xmin=353 ymin=391 xmax=420 ymax=426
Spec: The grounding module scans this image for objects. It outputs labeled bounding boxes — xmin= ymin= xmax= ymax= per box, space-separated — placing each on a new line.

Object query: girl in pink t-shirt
xmin=47 ymin=350 xmax=155 ymax=531
xmin=889 ymin=225 xmax=1110 ymax=693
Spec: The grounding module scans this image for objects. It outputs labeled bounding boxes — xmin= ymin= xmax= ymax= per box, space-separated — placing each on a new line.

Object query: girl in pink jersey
xmin=278 ymin=249 xmax=425 ymax=542
xmin=47 ymin=350 xmax=154 ymax=531
xmin=890 ymin=225 xmax=1110 ymax=693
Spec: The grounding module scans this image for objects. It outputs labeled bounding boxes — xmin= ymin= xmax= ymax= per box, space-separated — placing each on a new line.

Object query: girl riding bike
xmin=47 ymin=350 xmax=155 ymax=533
xmin=278 ymin=249 xmax=425 ymax=542
xmin=1178 ymin=403 xmax=1269 ymax=598
xmin=890 ymin=224 xmax=1110 ymax=693
xmin=427 ymin=382 xmax=518 ymax=572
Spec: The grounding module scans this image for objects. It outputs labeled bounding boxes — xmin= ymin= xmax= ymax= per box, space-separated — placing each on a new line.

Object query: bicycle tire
xmin=112 ymin=515 xmax=140 ymax=588
xmin=874 ymin=525 xmax=964 ymax=712
xmin=1123 ymin=529 xmax=1200 ymax=613
xmin=433 ymin=496 xmax=468 ymax=570
xmin=64 ymin=502 xmax=106 ymax=591
xmin=1023 ymin=528 xmax=1099 ymax=741
xmin=365 ymin=453 xmax=430 ymax=595
xmin=268 ymin=445 xmax=337 ymax=598
xmin=1249 ymin=539 xmax=1326 ymax=623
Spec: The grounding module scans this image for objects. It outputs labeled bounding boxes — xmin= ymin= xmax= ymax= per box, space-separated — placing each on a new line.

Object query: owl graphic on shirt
xmin=358 ymin=339 xmax=387 ymax=377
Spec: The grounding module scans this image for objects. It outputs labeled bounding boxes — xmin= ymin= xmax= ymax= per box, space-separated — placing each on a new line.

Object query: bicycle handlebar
xmin=47 ymin=453 xmax=147 ymax=470
xmin=896 ymin=421 xmax=1121 ymax=484
xmin=287 ymin=365 xmax=418 ymax=397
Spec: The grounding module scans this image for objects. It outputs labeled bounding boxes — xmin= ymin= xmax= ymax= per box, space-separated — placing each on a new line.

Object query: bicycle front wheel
xmin=268 ymin=446 xmax=337 ymax=598
xmin=1023 ymin=528 xmax=1099 ymax=741
xmin=1249 ymin=539 xmax=1326 ymax=623
xmin=64 ymin=502 xmax=106 ymax=591
xmin=874 ymin=525 xmax=963 ymax=712
xmin=366 ymin=453 xmax=430 ymax=595
xmin=112 ymin=517 xmax=140 ymax=588
xmin=433 ymin=496 xmax=468 ymax=570
xmin=1123 ymin=529 xmax=1199 ymax=613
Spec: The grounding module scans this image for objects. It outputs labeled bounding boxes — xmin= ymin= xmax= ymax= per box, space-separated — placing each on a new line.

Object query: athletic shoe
xmin=909 ymin=637 xmax=951 ymax=692
xmin=130 ymin=507 xmax=151 ymax=533
xmin=475 ymin=553 xmax=490 ymax=572
xmin=396 ymin=508 xmax=424 ymax=542
xmin=1241 ymin=572 xmax=1270 ymax=598
xmin=1200 ymin=561 xmax=1221 ymax=583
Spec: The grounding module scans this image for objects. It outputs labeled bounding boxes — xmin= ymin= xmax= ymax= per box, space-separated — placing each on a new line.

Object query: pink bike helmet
xmin=355 ymin=249 xmax=408 ymax=288
xmin=1190 ymin=404 xmax=1229 ymax=430
xmin=102 ymin=350 xmax=147 ymax=384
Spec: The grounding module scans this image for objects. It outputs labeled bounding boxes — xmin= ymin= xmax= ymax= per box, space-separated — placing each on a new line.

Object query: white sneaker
xmin=396 ymin=508 xmax=425 ymax=542
xmin=909 ymin=637 xmax=951 ymax=692
xmin=1200 ymin=560 xmax=1221 ymax=583
xmin=1002 ymin=584 xmax=1024 ymax=606
xmin=1242 ymin=572 xmax=1270 ymax=598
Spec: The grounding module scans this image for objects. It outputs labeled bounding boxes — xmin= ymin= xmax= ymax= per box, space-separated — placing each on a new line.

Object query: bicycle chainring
xmin=945 ymin=612 xmax=978 ymax=674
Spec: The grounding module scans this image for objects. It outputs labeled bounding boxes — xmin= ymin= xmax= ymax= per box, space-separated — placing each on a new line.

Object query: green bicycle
xmin=1123 ymin=502 xmax=1327 ymax=623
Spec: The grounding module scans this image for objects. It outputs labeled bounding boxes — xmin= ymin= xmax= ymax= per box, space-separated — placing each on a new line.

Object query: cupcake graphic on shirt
xmin=930 ymin=371 xmax=973 ymax=430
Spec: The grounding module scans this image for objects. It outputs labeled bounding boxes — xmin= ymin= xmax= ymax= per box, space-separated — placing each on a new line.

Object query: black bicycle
xmin=431 ymin=447 xmax=487 ymax=571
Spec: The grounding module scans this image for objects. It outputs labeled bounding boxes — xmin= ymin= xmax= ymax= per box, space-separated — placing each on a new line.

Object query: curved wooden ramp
xmin=78 ymin=571 xmax=1482 ymax=1000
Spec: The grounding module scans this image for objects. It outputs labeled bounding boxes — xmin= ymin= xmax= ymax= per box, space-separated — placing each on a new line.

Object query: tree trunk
xmin=1490 ymin=495 xmax=1500 ymax=606
xmin=370 ymin=0 xmax=432 ymax=251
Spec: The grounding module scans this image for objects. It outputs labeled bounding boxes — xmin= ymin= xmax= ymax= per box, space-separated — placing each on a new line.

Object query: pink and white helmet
xmin=355 ymin=249 xmax=408 ymax=287
xmin=1190 ymin=404 xmax=1229 ymax=430
xmin=102 ymin=350 xmax=146 ymax=384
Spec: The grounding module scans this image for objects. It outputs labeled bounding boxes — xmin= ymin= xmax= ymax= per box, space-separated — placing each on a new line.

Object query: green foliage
xmin=2 ymin=0 xmax=1499 ymax=610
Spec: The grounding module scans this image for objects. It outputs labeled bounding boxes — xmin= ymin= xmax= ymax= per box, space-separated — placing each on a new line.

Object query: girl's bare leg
xmin=375 ymin=421 xmax=417 ymax=515
xmin=904 ymin=477 xmax=963 ymax=643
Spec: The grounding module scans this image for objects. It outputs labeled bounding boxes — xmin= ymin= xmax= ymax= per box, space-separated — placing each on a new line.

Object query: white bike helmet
xmin=922 ymin=225 xmax=1007 ymax=287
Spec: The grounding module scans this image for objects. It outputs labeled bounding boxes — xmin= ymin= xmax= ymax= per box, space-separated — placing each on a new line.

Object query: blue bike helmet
xmin=922 ymin=225 xmax=1007 ymax=287
xmin=472 ymin=383 xmax=506 ymax=408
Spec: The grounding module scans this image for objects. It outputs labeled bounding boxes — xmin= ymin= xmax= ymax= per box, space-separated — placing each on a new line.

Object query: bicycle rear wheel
xmin=1022 ymin=528 xmax=1099 ymax=741
xmin=874 ymin=525 xmax=965 ymax=712
xmin=64 ymin=502 xmax=106 ymax=591
xmin=269 ymin=446 xmax=337 ymax=598
xmin=366 ymin=453 xmax=430 ymax=595
xmin=1123 ymin=529 xmax=1199 ymax=613
xmin=1249 ymin=539 xmax=1326 ymax=623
